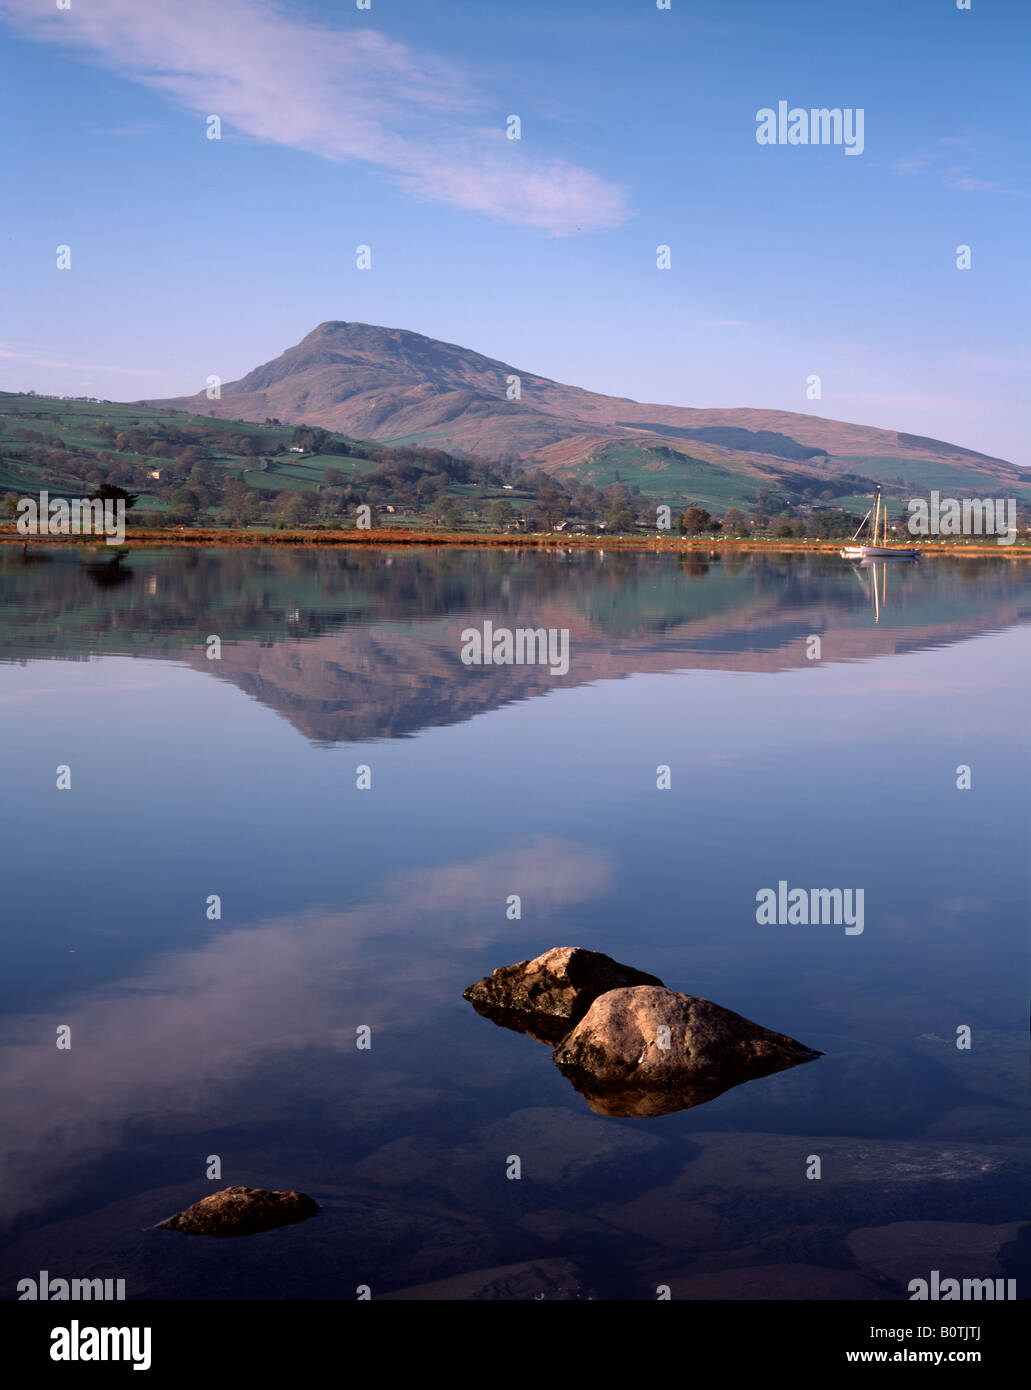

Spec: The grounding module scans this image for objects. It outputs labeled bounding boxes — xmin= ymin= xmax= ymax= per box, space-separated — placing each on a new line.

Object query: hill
xmin=146 ymin=321 xmax=1031 ymax=511
xmin=0 ymin=393 xmax=506 ymax=530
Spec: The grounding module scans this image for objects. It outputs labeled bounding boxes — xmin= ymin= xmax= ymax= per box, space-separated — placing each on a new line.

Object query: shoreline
xmin=2 ymin=528 xmax=1030 ymax=557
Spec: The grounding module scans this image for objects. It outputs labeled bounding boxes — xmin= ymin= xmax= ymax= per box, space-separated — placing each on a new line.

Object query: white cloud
xmin=0 ymin=0 xmax=627 ymax=235
xmin=0 ymin=838 xmax=611 ymax=1218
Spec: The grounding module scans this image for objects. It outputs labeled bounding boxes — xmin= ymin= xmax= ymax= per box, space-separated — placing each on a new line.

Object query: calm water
xmin=1 ymin=545 xmax=1029 ymax=1300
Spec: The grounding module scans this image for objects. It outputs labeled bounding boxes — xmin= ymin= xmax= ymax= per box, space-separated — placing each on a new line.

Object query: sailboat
xmin=840 ymin=489 xmax=920 ymax=560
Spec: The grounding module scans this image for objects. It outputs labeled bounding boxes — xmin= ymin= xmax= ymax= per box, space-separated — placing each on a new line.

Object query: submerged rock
xmin=380 ymin=1258 xmax=597 ymax=1301
xmin=553 ymin=986 xmax=820 ymax=1115
xmin=463 ymin=946 xmax=664 ymax=1045
xmin=157 ymin=1186 xmax=320 ymax=1238
xmin=846 ymin=1220 xmax=1028 ymax=1289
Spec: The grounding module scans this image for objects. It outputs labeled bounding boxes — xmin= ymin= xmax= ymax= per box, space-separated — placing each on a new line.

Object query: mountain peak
xmin=147 ymin=323 xmax=1023 ymax=508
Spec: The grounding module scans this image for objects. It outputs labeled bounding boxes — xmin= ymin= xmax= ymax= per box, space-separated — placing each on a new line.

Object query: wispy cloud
xmin=943 ymin=170 xmax=1025 ymax=196
xmin=890 ymin=151 xmax=936 ymax=175
xmin=0 ymin=838 xmax=610 ymax=1219
xmin=0 ymin=0 xmax=628 ymax=235
xmin=891 ymin=137 xmax=1026 ymax=196
xmin=0 ymin=346 xmax=166 ymax=377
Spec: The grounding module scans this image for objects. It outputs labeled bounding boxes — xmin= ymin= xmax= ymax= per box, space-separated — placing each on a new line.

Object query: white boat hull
xmin=841 ymin=545 xmax=919 ymax=560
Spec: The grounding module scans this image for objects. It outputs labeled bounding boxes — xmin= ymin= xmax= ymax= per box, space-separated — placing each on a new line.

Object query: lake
xmin=1 ymin=544 xmax=1029 ymax=1300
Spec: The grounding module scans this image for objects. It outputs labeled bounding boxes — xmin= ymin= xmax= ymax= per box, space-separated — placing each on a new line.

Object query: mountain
xmin=147 ymin=322 xmax=1031 ymax=510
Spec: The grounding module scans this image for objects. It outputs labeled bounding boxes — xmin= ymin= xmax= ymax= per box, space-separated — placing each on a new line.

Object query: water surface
xmin=1 ymin=546 xmax=1028 ymax=1299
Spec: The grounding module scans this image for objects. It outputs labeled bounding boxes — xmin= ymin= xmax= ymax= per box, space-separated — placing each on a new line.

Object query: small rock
xmin=463 ymin=946 xmax=663 ymax=1045
xmin=553 ymin=986 xmax=820 ymax=1114
xmin=157 ymin=1186 xmax=319 ymax=1238
xmin=846 ymin=1220 xmax=1028 ymax=1289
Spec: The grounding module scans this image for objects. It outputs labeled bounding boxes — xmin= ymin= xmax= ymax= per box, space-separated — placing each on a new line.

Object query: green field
xmin=4 ymin=392 xmax=1026 ymax=539
xmin=0 ymin=394 xmax=387 ymax=515
xmin=834 ymin=454 xmax=1031 ymax=505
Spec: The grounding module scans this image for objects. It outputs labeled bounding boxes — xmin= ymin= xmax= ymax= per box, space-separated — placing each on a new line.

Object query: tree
xmin=772 ymin=511 xmax=804 ymax=538
xmin=168 ymin=487 xmax=202 ymax=524
xmin=219 ymin=481 xmax=260 ymax=526
xmin=606 ymin=504 xmax=636 ymax=532
xmin=89 ymin=482 xmax=138 ymax=511
xmin=189 ymin=461 xmax=217 ymax=489
xmin=722 ymin=507 xmax=749 ymax=536
xmin=322 ymin=466 xmax=347 ymax=490
xmin=291 ymin=425 xmax=329 ymax=455
xmin=754 ymin=489 xmax=777 ymax=514
xmin=2 ymin=491 xmax=20 ymax=518
xmin=805 ymin=508 xmax=858 ymax=539
xmin=428 ymin=496 xmax=463 ymax=528
xmin=417 ymin=473 xmax=449 ymax=503
xmin=276 ymin=492 xmax=315 ymax=527
xmin=489 ymin=499 xmax=515 ymax=529
xmin=680 ymin=505 xmax=711 ymax=535
xmin=537 ymin=486 xmax=567 ymax=530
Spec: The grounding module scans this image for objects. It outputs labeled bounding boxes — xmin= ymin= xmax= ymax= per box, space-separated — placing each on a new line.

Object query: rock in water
xmin=553 ymin=986 xmax=821 ymax=1116
xmin=463 ymin=946 xmax=664 ymax=1045
xmin=157 ymin=1186 xmax=320 ymax=1238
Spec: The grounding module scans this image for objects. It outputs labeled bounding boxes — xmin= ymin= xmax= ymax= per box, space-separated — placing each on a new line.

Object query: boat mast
xmin=873 ymin=489 xmax=881 ymax=548
xmin=849 ymin=507 xmax=873 ymax=543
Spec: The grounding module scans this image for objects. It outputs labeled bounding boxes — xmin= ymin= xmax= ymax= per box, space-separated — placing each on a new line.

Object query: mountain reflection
xmin=2 ymin=546 xmax=1028 ymax=743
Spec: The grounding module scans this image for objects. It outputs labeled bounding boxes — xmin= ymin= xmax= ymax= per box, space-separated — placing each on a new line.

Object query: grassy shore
xmin=3 ymin=525 xmax=1030 ymax=556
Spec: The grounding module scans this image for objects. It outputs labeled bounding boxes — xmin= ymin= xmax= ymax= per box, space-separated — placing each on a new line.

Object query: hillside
xmin=147 ymin=321 xmax=1031 ymax=510
xmin=0 ymin=393 xmax=518 ymax=531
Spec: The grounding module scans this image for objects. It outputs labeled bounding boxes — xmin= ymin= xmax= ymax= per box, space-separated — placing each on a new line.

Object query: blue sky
xmin=1 ymin=0 xmax=1028 ymax=463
